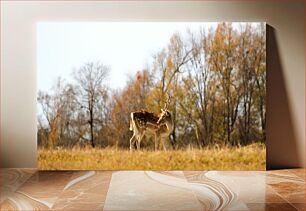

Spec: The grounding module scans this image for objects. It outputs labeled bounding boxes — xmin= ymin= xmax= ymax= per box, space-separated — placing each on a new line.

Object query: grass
xmin=38 ymin=143 xmax=266 ymax=170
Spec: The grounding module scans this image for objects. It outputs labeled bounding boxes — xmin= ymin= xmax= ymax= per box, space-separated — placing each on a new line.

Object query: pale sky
xmin=37 ymin=22 xmax=259 ymax=92
xmin=37 ymin=22 xmax=219 ymax=92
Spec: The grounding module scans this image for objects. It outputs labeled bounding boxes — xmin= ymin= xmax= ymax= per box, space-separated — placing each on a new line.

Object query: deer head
xmin=157 ymin=95 xmax=172 ymax=125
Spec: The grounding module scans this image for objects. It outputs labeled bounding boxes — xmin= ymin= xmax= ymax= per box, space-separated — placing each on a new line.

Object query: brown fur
xmin=132 ymin=110 xmax=160 ymax=129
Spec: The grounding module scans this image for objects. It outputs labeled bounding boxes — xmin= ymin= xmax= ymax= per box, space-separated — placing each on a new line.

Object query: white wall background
xmin=1 ymin=1 xmax=304 ymax=168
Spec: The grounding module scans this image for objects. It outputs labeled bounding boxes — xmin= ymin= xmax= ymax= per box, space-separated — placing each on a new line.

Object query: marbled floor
xmin=0 ymin=169 xmax=304 ymax=210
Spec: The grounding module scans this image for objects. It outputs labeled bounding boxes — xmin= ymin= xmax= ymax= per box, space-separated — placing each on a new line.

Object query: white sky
xmin=37 ymin=22 xmax=260 ymax=92
xmin=37 ymin=22 xmax=219 ymax=92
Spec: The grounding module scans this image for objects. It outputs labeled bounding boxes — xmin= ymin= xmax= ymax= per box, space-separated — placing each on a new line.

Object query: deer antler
xmin=163 ymin=94 xmax=171 ymax=110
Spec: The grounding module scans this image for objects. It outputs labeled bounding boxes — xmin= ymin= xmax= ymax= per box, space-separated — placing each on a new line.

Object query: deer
xmin=129 ymin=96 xmax=173 ymax=151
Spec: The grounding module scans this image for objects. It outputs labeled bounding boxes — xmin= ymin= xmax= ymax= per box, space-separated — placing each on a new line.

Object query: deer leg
xmin=129 ymin=134 xmax=136 ymax=151
xmin=162 ymin=138 xmax=167 ymax=151
xmin=154 ymin=134 xmax=158 ymax=151
xmin=136 ymin=133 xmax=144 ymax=150
xmin=136 ymin=137 xmax=140 ymax=150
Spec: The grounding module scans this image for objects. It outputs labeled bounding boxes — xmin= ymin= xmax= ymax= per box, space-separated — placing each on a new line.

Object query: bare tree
xmin=37 ymin=78 xmax=68 ymax=148
xmin=183 ymin=28 xmax=217 ymax=146
xmin=73 ymin=62 xmax=109 ymax=148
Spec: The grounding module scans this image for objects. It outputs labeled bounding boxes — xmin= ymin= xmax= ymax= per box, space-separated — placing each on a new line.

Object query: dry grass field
xmin=38 ymin=143 xmax=266 ymax=170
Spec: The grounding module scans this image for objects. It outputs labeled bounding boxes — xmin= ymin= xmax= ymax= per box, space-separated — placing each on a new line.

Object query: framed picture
xmin=37 ymin=22 xmax=266 ymax=170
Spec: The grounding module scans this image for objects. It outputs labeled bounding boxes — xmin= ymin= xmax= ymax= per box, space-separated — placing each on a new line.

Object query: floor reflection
xmin=0 ymin=169 xmax=304 ymax=210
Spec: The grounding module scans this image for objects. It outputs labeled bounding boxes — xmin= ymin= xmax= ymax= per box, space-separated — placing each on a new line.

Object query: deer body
xmin=129 ymin=107 xmax=173 ymax=151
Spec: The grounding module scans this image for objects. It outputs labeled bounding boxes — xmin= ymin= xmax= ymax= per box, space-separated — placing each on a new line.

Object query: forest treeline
xmin=37 ymin=23 xmax=266 ymax=150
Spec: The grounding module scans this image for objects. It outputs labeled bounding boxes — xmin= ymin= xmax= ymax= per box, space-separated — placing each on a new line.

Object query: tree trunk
xmin=171 ymin=108 xmax=176 ymax=149
xmin=226 ymin=96 xmax=231 ymax=145
xmin=90 ymin=106 xmax=95 ymax=148
xmin=260 ymin=98 xmax=266 ymax=142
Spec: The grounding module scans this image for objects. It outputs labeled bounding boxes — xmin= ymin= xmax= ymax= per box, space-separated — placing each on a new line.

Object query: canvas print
xmin=37 ymin=22 xmax=266 ymax=170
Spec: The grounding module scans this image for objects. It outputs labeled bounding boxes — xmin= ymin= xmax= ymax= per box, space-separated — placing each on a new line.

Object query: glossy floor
xmin=0 ymin=169 xmax=304 ymax=210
